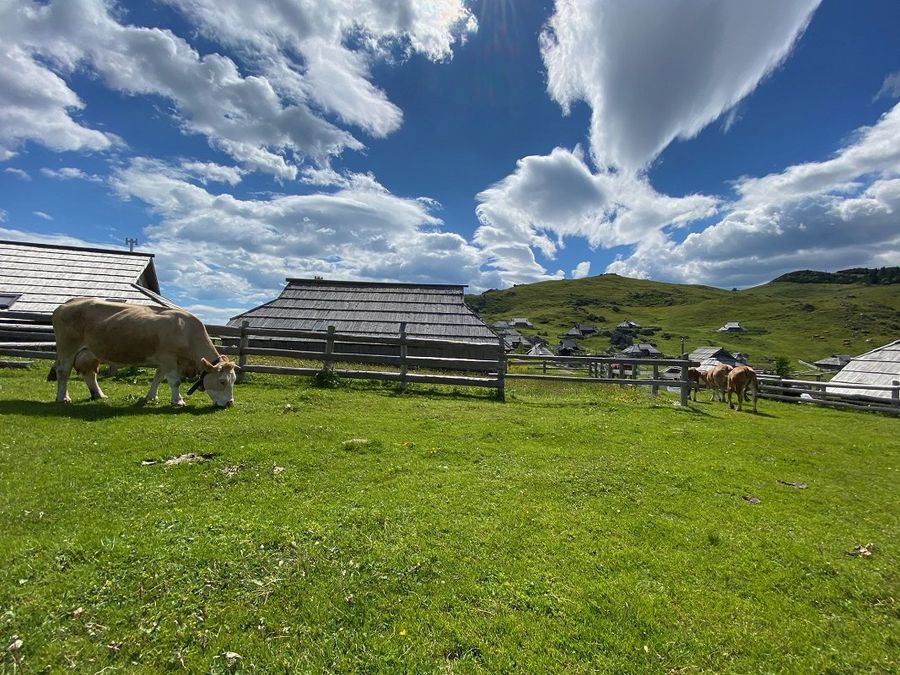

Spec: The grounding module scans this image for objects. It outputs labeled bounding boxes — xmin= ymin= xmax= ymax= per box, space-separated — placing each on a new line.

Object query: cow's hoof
xmin=58 ymin=397 xmax=72 ymax=404
xmin=172 ymin=400 xmax=186 ymax=407
xmin=91 ymin=394 xmax=108 ymax=401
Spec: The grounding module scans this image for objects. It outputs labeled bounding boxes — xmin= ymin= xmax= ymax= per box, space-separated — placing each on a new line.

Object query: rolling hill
xmin=466 ymin=272 xmax=900 ymax=369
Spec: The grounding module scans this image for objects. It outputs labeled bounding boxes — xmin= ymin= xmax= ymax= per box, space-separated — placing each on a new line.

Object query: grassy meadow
xmin=467 ymin=275 xmax=900 ymax=368
xmin=1 ymin=365 xmax=898 ymax=673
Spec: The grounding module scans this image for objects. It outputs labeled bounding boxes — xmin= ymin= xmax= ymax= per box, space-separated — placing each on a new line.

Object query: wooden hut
xmin=0 ymin=240 xmax=174 ymax=321
xmin=620 ymin=342 xmax=662 ymax=358
xmin=227 ymin=278 xmax=498 ymax=359
xmin=813 ymin=354 xmax=852 ymax=371
xmin=688 ymin=346 xmax=738 ymax=368
xmin=827 ymin=340 xmax=900 ymax=401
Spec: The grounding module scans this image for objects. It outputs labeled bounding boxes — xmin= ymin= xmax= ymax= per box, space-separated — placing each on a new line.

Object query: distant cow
xmin=706 ymin=364 xmax=733 ymax=402
xmin=51 ymin=298 xmax=237 ymax=407
xmin=727 ymin=365 xmax=758 ymax=413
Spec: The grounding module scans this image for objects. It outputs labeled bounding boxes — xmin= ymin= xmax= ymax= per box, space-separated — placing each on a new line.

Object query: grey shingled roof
xmin=229 ymin=278 xmax=497 ymax=343
xmin=688 ymin=346 xmax=736 ymax=365
xmin=0 ymin=240 xmax=172 ymax=315
xmin=827 ymin=339 xmax=900 ymax=400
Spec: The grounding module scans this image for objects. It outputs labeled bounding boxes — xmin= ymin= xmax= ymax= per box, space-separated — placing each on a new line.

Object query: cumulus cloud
xmin=571 ymin=261 xmax=591 ymax=279
xmin=608 ymin=103 xmax=900 ymax=287
xmin=540 ymin=0 xmax=820 ymax=171
xmin=0 ymin=0 xmax=475 ymax=178
xmin=109 ymin=157 xmax=498 ymax=307
xmin=181 ymin=161 xmax=245 ymax=186
xmin=474 ymin=147 xmax=717 ymax=285
xmin=3 ymin=168 xmax=30 ymax=181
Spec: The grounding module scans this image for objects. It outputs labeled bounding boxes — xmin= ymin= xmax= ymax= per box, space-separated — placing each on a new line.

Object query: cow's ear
xmin=201 ymin=357 xmax=215 ymax=372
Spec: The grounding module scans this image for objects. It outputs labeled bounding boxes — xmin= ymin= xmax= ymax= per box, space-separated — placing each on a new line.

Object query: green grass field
xmin=467 ymin=275 xmax=900 ymax=368
xmin=1 ymin=366 xmax=898 ymax=673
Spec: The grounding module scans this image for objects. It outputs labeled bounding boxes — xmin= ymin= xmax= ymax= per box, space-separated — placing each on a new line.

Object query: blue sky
xmin=1 ymin=0 xmax=899 ymax=321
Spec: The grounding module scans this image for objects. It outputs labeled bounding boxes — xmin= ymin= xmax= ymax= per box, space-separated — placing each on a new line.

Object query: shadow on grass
xmin=0 ymin=399 xmax=223 ymax=420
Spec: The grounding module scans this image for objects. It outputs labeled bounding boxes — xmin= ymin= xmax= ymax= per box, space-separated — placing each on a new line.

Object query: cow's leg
xmin=54 ymin=358 xmax=75 ymax=403
xmin=736 ymin=385 xmax=744 ymax=412
xmin=727 ymin=386 xmax=734 ymax=410
xmin=145 ymin=369 xmax=165 ymax=401
xmin=83 ymin=369 xmax=107 ymax=400
xmin=166 ymin=371 xmax=186 ymax=407
xmin=751 ymin=382 xmax=758 ymax=414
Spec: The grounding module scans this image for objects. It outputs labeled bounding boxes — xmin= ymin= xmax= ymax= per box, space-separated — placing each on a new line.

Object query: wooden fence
xmin=507 ymin=353 xmax=695 ymax=405
xmin=758 ymin=375 xmax=900 ymax=415
xmin=207 ymin=320 xmax=506 ymax=394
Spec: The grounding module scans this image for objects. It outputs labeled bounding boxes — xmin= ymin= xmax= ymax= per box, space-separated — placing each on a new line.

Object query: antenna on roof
xmin=125 ymin=237 xmax=138 ymax=252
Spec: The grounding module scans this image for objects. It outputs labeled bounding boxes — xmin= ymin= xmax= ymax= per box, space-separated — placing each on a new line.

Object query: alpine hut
xmin=827 ymin=340 xmax=900 ymax=401
xmin=227 ymin=278 xmax=498 ymax=360
xmin=0 ymin=240 xmax=174 ymax=320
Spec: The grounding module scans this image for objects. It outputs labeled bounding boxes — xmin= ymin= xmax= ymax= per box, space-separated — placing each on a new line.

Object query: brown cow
xmin=706 ymin=364 xmax=733 ymax=402
xmin=51 ymin=298 xmax=237 ymax=407
xmin=727 ymin=365 xmax=758 ymax=413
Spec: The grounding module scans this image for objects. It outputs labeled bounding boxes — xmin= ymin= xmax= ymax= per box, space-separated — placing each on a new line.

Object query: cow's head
xmin=200 ymin=357 xmax=238 ymax=407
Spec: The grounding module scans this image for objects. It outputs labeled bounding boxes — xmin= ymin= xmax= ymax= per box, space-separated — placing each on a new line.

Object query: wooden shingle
xmin=229 ymin=278 xmax=497 ymax=343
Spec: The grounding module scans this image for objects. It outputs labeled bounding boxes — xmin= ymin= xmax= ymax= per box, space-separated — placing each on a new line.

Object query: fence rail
xmin=507 ymin=353 xmax=694 ymax=404
xmin=757 ymin=375 xmax=900 ymax=415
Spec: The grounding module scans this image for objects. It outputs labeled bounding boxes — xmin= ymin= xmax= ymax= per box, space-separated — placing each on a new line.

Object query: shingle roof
xmin=0 ymin=240 xmax=171 ymax=315
xmin=228 ymin=278 xmax=497 ymax=343
xmin=827 ymin=339 xmax=900 ymax=400
xmin=688 ymin=346 xmax=736 ymax=364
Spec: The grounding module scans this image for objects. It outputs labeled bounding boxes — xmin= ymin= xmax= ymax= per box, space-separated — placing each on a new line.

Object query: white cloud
xmin=876 ymin=70 xmax=900 ymax=100
xmin=607 ymin=103 xmax=900 ymax=287
xmin=40 ymin=166 xmax=103 ymax=182
xmin=1 ymin=0 xmax=475 ymax=178
xmin=108 ymin=157 xmax=498 ymax=307
xmin=3 ymin=168 xmax=30 ymax=181
xmin=571 ymin=261 xmax=591 ymax=279
xmin=0 ymin=210 xmax=6 ymax=223
xmin=32 ymin=210 xmax=54 ymax=221
xmin=474 ymin=147 xmax=717 ymax=285
xmin=540 ymin=0 xmax=820 ymax=171
xmin=181 ymin=161 xmax=245 ymax=186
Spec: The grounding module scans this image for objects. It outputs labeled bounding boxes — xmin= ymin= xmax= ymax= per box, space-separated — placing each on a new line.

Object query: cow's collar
xmin=187 ymin=356 xmax=221 ymax=395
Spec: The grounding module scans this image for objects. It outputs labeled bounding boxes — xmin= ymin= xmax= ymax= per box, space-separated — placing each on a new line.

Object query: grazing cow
xmin=727 ymin=365 xmax=758 ymax=413
xmin=51 ymin=298 xmax=237 ymax=407
xmin=706 ymin=364 xmax=733 ymax=402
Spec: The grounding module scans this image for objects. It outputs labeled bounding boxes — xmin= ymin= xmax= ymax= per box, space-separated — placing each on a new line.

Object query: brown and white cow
xmin=727 ymin=365 xmax=758 ymax=413
xmin=51 ymin=298 xmax=237 ymax=407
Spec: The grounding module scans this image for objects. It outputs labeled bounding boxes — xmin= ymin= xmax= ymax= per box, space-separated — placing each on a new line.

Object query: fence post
xmin=236 ymin=320 xmax=249 ymax=383
xmin=652 ymin=364 xmax=659 ymax=397
xmin=680 ymin=361 xmax=690 ymax=406
xmin=324 ymin=325 xmax=335 ymax=371
xmin=399 ymin=322 xmax=408 ymax=391
xmin=893 ymin=380 xmax=899 ymax=408
xmin=497 ymin=335 xmax=506 ymax=401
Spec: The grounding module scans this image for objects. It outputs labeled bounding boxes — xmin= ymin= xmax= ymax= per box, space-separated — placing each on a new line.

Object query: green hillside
xmin=467 ymin=273 xmax=900 ymax=368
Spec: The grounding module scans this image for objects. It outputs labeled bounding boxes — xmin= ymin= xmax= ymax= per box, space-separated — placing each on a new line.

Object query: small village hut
xmin=0 ymin=240 xmax=174 ymax=321
xmin=827 ymin=340 xmax=900 ymax=401
xmin=228 ymin=278 xmax=498 ymax=359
